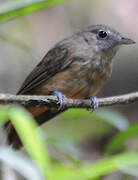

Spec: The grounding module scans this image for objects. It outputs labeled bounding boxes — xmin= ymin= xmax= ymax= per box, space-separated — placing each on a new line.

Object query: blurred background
xmin=0 ymin=0 xmax=138 ymax=179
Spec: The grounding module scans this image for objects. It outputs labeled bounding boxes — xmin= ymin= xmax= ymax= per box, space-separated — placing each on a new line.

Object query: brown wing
xmin=17 ymin=44 xmax=72 ymax=95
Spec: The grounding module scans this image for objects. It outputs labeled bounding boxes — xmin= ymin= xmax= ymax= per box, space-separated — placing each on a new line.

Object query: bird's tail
xmin=4 ymin=121 xmax=22 ymax=149
xmin=3 ymin=106 xmax=65 ymax=150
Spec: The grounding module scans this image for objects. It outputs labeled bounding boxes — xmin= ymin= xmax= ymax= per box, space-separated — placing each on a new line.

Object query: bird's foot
xmin=90 ymin=96 xmax=99 ymax=112
xmin=53 ymin=91 xmax=66 ymax=110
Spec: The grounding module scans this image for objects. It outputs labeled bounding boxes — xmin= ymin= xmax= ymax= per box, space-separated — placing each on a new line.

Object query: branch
xmin=0 ymin=92 xmax=138 ymax=109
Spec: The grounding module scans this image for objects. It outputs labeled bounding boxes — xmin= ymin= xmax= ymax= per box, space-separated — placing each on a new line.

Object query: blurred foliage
xmin=105 ymin=124 xmax=138 ymax=154
xmin=0 ymin=106 xmax=138 ymax=179
xmin=0 ymin=147 xmax=43 ymax=180
xmin=0 ymin=105 xmax=50 ymax=179
xmin=0 ymin=32 xmax=32 ymax=52
xmin=0 ymin=0 xmax=138 ymax=180
xmin=0 ymin=0 xmax=68 ymax=23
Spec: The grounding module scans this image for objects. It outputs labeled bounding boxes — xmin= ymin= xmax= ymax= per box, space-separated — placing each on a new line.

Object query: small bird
xmin=4 ymin=24 xmax=135 ymax=149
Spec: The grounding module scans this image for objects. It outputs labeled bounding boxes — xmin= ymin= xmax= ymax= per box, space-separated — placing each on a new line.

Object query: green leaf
xmin=0 ymin=0 xmax=68 ymax=23
xmin=105 ymin=124 xmax=138 ymax=154
xmin=47 ymin=137 xmax=82 ymax=165
xmin=51 ymin=152 xmax=138 ymax=180
xmin=0 ymin=105 xmax=51 ymax=179
xmin=61 ymin=108 xmax=129 ymax=131
xmin=0 ymin=105 xmax=10 ymax=124
xmin=8 ymin=106 xmax=51 ymax=179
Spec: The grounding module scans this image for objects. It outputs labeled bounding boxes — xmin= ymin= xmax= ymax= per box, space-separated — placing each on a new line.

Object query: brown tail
xmin=3 ymin=107 xmax=66 ymax=150
xmin=4 ymin=121 xmax=22 ymax=149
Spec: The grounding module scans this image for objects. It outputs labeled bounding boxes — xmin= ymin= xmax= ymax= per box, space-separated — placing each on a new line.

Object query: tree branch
xmin=0 ymin=92 xmax=138 ymax=109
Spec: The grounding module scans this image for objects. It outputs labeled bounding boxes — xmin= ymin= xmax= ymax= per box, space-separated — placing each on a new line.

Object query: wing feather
xmin=18 ymin=44 xmax=72 ymax=95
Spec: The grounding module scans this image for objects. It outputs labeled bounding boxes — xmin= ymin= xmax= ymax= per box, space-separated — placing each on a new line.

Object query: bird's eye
xmin=98 ymin=30 xmax=107 ymax=38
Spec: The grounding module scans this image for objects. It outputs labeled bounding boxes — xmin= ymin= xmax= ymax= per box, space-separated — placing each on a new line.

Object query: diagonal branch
xmin=0 ymin=92 xmax=138 ymax=109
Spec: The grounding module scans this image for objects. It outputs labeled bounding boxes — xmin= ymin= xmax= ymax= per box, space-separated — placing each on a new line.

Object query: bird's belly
xmin=33 ymin=69 xmax=91 ymax=99
xmin=88 ymin=64 xmax=111 ymax=95
xmin=33 ymin=67 xmax=110 ymax=99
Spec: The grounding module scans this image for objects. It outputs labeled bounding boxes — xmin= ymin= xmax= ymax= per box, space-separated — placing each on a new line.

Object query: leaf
xmin=61 ymin=108 xmax=129 ymax=131
xmin=0 ymin=105 xmax=10 ymax=124
xmin=104 ymin=124 xmax=138 ymax=154
xmin=0 ymin=106 xmax=137 ymax=179
xmin=48 ymin=137 xmax=82 ymax=165
xmin=0 ymin=0 xmax=68 ymax=23
xmin=0 ymin=105 xmax=51 ymax=179
xmin=8 ymin=106 xmax=51 ymax=179
xmin=51 ymin=152 xmax=138 ymax=180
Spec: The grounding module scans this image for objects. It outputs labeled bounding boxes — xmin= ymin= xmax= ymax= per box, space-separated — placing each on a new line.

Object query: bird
xmin=4 ymin=24 xmax=135 ymax=149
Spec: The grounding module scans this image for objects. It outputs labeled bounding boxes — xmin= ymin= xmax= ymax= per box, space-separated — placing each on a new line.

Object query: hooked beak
xmin=119 ymin=37 xmax=136 ymax=45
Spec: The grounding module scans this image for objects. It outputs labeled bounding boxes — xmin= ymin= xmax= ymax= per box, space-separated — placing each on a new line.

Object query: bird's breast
xmin=31 ymin=57 xmax=112 ymax=99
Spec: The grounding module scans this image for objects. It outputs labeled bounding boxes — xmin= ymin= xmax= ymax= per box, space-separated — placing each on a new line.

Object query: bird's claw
xmin=53 ymin=91 xmax=66 ymax=110
xmin=90 ymin=96 xmax=98 ymax=112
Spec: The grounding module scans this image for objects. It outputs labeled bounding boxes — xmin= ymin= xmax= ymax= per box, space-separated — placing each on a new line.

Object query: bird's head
xmin=81 ymin=24 xmax=135 ymax=58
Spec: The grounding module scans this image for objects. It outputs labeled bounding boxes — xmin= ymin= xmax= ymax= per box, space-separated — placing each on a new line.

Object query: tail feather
xmin=3 ymin=108 xmax=66 ymax=150
xmin=4 ymin=121 xmax=22 ymax=149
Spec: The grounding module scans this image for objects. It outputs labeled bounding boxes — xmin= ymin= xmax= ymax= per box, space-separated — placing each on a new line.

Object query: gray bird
xmin=4 ymin=24 xmax=135 ymax=149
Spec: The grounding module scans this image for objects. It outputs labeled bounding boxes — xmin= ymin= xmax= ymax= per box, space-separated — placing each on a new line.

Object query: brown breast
xmin=30 ymin=59 xmax=112 ymax=99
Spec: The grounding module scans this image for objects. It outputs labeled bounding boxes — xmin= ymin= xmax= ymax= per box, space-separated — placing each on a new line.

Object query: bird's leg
xmin=89 ymin=96 xmax=99 ymax=112
xmin=53 ymin=91 xmax=66 ymax=110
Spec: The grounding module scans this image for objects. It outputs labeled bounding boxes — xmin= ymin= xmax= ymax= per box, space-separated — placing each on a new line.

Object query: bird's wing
xmin=17 ymin=44 xmax=73 ymax=95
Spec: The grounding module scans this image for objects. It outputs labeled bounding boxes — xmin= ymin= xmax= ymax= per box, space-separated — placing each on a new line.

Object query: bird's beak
xmin=120 ymin=37 xmax=136 ymax=45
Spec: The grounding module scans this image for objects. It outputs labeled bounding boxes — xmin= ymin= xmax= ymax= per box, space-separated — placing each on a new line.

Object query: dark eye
xmin=98 ymin=30 xmax=107 ymax=38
